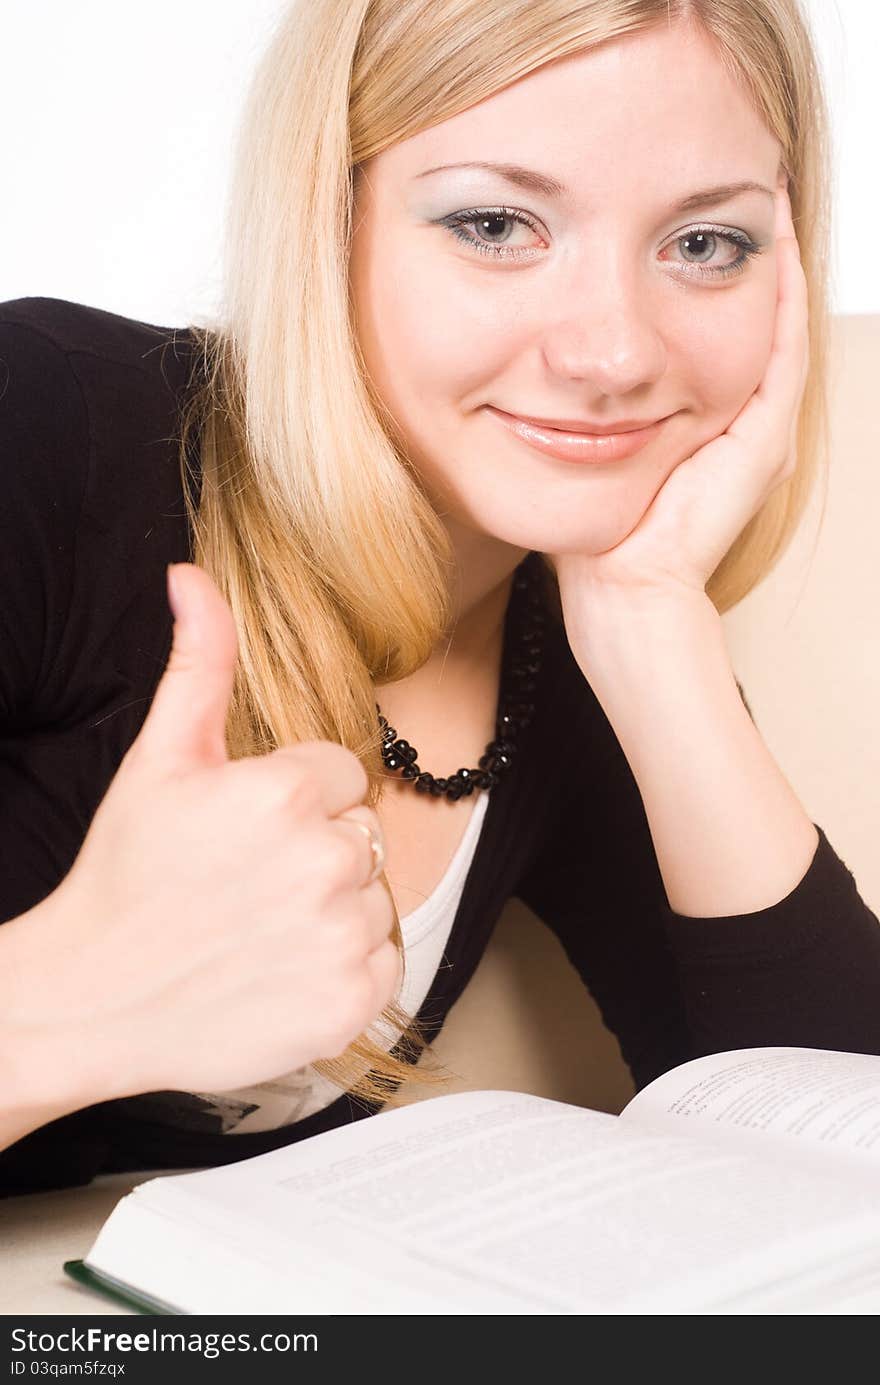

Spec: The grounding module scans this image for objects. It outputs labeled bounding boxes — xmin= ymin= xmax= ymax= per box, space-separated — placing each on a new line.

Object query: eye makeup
xmin=435 ymin=205 xmax=765 ymax=280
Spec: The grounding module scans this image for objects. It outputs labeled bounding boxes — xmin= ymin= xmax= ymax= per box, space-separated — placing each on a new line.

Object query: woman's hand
xmin=10 ymin=563 xmax=399 ymax=1105
xmin=548 ymin=174 xmax=809 ymax=626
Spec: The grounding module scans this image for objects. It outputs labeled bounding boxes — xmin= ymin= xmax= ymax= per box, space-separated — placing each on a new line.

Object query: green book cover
xmin=62 ymin=1259 xmax=186 ymax=1315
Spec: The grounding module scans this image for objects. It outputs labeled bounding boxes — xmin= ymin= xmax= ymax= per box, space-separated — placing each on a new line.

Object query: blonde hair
xmin=173 ymin=0 xmax=834 ymax=1106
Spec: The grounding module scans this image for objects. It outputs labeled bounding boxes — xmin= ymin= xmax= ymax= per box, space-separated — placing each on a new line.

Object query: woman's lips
xmin=485 ymin=405 xmax=669 ymax=464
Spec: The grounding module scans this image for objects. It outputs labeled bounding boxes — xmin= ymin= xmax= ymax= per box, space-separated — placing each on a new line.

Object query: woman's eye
xmin=440 ymin=207 xmax=545 ymax=260
xmin=439 ymin=208 xmax=764 ymax=280
xmin=662 ymin=226 xmax=764 ymax=280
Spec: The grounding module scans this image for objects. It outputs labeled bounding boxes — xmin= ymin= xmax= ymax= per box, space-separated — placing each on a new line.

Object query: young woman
xmin=2 ymin=0 xmax=878 ymax=1196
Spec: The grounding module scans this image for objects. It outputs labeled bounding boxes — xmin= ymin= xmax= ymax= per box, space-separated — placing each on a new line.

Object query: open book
xmin=63 ymin=1046 xmax=880 ymax=1315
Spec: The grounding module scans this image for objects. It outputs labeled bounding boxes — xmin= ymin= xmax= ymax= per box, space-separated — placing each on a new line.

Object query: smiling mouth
xmin=484 ymin=406 xmax=672 ymax=465
xmin=499 ymin=412 xmax=668 ymax=435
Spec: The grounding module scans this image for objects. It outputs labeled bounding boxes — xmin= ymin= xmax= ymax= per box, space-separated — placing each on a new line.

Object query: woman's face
xmin=349 ymin=21 xmax=784 ymax=561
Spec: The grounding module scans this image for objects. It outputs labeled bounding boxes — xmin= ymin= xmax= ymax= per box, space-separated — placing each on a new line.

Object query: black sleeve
xmin=0 ymin=319 xmax=109 ymax=1197
xmin=0 ymin=319 xmax=89 ymax=728
xmin=0 ymin=301 xmax=203 ymax=1197
xmin=0 ymin=1108 xmax=116 ymax=1198
xmin=518 ymin=673 xmax=880 ymax=1091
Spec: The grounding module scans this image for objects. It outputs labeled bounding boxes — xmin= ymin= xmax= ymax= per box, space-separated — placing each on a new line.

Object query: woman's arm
xmin=0 ymin=889 xmax=111 ymax=1154
xmin=517 ymin=611 xmax=880 ymax=1088
xmin=573 ymin=585 xmax=821 ymax=919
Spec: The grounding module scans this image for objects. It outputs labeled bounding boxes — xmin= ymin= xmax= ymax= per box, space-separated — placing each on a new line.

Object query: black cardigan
xmin=2 ymin=296 xmax=878 ymax=1197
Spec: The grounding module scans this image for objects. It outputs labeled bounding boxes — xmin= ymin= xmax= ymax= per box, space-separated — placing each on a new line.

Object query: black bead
xmin=402 ymin=764 xmax=420 ymax=779
xmin=487 ymin=739 xmax=513 ymax=757
xmin=511 ymin=698 xmax=535 ymax=715
xmin=392 ymin=739 xmax=418 ymax=765
xmin=448 ymin=771 xmax=474 ymax=796
xmin=415 ymin=773 xmax=434 ymax=793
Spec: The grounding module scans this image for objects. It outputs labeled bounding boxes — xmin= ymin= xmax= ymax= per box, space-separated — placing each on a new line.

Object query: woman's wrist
xmin=0 ymin=889 xmax=122 ymax=1129
xmin=563 ymin=582 xmax=722 ymax=693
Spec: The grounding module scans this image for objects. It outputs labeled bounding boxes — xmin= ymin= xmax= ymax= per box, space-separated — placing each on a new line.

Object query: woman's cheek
xmin=678 ymin=287 xmax=777 ymax=438
xmin=404 ymin=266 xmax=516 ymax=385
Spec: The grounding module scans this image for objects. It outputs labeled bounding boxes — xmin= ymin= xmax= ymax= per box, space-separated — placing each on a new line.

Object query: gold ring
xmin=349 ymin=820 xmax=386 ymax=885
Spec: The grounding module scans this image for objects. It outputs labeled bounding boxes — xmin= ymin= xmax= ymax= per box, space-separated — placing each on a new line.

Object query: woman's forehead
xmin=365 ymin=27 xmax=780 ymax=203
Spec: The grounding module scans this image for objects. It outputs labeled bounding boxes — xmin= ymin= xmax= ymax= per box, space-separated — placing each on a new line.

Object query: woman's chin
xmin=473 ymin=512 xmax=648 ymax=559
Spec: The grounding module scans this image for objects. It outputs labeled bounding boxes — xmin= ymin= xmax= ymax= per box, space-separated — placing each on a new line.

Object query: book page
xmin=622 ymin=1046 xmax=880 ymax=1173
xmin=86 ymin=1088 xmax=880 ymax=1314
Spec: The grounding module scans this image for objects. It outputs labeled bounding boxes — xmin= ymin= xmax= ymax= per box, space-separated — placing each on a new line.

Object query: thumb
xmin=136 ymin=563 xmax=240 ymax=771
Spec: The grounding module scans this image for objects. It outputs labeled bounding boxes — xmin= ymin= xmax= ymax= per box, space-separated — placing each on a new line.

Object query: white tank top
xmin=197 ymin=789 xmax=491 ymax=1135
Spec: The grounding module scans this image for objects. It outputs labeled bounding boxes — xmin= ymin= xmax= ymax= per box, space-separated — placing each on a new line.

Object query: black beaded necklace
xmin=375 ymin=554 xmax=547 ymax=801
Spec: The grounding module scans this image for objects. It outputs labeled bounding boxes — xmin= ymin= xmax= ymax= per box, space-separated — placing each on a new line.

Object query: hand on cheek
xmin=548 ymin=172 xmax=809 ymax=631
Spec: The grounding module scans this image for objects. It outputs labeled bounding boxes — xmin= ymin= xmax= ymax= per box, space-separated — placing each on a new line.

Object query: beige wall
xmin=723 ymin=314 xmax=880 ymax=915
xmin=387 ymin=315 xmax=880 ymax=1117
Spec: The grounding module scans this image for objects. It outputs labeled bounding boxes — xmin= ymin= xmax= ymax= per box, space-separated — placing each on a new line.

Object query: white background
xmin=0 ymin=0 xmax=871 ymax=325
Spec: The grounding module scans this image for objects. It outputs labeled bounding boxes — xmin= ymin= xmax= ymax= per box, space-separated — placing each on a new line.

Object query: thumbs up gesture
xmin=41 ymin=563 xmax=400 ymax=1102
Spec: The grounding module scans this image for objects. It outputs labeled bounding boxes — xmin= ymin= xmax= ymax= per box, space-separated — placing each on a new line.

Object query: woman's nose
xmin=538 ymin=256 xmax=668 ymax=396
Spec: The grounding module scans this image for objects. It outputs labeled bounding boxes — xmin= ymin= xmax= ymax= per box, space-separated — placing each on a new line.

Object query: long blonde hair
xmin=173 ymin=0 xmax=833 ymax=1105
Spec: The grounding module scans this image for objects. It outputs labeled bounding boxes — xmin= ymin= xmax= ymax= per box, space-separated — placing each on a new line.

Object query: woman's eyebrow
xmin=413 ymin=161 xmax=774 ymax=211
